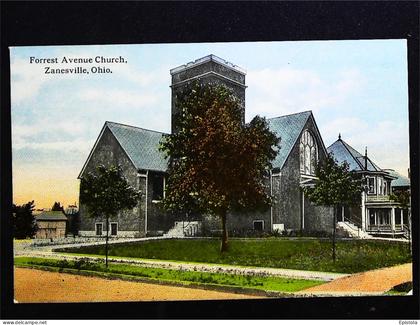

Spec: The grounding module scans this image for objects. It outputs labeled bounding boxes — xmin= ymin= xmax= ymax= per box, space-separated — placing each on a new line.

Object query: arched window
xmin=300 ymin=130 xmax=318 ymax=175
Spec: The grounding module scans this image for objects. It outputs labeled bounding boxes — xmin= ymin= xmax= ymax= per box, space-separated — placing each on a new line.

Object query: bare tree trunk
xmin=332 ymin=205 xmax=337 ymax=262
xmin=220 ymin=210 xmax=228 ymax=253
xmin=105 ymin=214 xmax=109 ymax=268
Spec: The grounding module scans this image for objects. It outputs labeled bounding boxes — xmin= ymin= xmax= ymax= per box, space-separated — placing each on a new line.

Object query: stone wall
xmin=78 ymin=230 xmax=140 ymax=238
xmin=227 ymin=208 xmax=271 ymax=234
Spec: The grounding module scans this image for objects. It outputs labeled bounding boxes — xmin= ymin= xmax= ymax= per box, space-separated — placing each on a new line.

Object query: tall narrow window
xmin=110 ymin=222 xmax=118 ymax=236
xmin=95 ymin=223 xmax=103 ymax=236
xmin=377 ymin=177 xmax=383 ymax=195
xmin=152 ymin=174 xmax=165 ymax=201
xmin=299 ymin=130 xmax=318 ymax=175
xmin=367 ymin=177 xmax=376 ymax=194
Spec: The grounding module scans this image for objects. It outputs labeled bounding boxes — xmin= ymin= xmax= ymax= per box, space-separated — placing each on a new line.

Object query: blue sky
xmin=10 ymin=40 xmax=409 ymax=208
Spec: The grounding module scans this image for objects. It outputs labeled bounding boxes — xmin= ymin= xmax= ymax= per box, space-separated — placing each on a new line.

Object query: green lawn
xmin=57 ymin=238 xmax=411 ymax=273
xmin=14 ymin=256 xmax=322 ymax=293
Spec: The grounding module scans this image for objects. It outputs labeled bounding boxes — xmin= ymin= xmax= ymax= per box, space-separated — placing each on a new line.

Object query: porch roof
xmin=384 ymin=169 xmax=410 ymax=188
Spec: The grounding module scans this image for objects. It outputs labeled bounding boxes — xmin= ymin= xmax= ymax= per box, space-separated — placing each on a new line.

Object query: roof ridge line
xmin=106 ymin=121 xmax=169 ymax=135
xmin=339 ymin=139 xmax=365 ymax=170
xmin=268 ymin=110 xmax=312 ymax=120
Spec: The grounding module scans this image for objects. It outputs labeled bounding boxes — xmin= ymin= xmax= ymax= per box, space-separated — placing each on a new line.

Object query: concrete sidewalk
xmin=300 ymin=263 xmax=412 ymax=295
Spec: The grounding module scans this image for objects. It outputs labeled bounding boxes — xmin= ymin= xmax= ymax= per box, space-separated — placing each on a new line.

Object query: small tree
xmin=51 ymin=202 xmax=64 ymax=212
xmin=303 ymin=154 xmax=362 ymax=261
xmin=160 ymin=83 xmax=280 ymax=252
xmin=80 ymin=165 xmax=141 ymax=267
xmin=12 ymin=201 xmax=38 ymax=239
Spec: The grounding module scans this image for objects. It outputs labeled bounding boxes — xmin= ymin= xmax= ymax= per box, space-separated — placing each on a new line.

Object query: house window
xmin=110 ymin=222 xmax=118 ymax=236
xmin=369 ymin=210 xmax=376 ymax=225
xmin=299 ymin=130 xmax=318 ymax=175
xmin=377 ymin=177 xmax=383 ymax=195
xmin=95 ymin=223 xmax=103 ymax=236
xmin=378 ymin=210 xmax=390 ymax=225
xmin=152 ymin=174 xmax=165 ymax=201
xmin=367 ymin=177 xmax=375 ymax=194
xmin=253 ymin=220 xmax=264 ymax=231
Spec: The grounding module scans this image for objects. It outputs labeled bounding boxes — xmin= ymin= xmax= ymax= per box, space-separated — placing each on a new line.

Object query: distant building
xmin=65 ymin=204 xmax=78 ymax=215
xmin=328 ymin=135 xmax=410 ymax=237
xmin=35 ymin=210 xmax=67 ymax=239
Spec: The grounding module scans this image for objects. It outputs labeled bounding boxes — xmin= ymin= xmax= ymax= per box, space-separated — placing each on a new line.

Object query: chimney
xmin=364 ymin=147 xmax=368 ymax=170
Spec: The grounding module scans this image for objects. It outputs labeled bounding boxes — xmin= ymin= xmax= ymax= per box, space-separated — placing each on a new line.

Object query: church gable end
xmin=79 ymin=124 xmax=138 ymax=181
xmin=78 ymin=124 xmax=145 ymax=237
xmin=272 ymin=112 xmax=332 ymax=232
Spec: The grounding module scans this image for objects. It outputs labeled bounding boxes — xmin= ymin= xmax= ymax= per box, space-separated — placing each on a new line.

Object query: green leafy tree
xmin=303 ymin=154 xmax=362 ymax=261
xmin=160 ymin=83 xmax=280 ymax=252
xmin=80 ymin=165 xmax=142 ymax=266
xmin=390 ymin=189 xmax=411 ymax=253
xmin=51 ymin=202 xmax=64 ymax=212
xmin=13 ymin=201 xmax=38 ymax=239
xmin=390 ymin=189 xmax=410 ymax=209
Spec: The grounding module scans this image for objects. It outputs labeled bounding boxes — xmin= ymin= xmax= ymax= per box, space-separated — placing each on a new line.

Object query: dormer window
xmin=300 ymin=130 xmax=318 ymax=175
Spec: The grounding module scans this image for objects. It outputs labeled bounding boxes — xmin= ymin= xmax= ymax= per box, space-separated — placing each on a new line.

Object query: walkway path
xmin=300 ymin=263 xmax=412 ymax=296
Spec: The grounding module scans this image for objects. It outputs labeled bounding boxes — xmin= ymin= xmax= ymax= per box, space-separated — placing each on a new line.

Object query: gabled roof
xmin=268 ymin=111 xmax=312 ymax=169
xmin=35 ymin=211 xmax=68 ymax=221
xmin=384 ymin=169 xmax=411 ymax=188
xmin=79 ymin=122 xmax=169 ymax=177
xmin=327 ymin=138 xmax=382 ymax=172
xmin=106 ymin=122 xmax=169 ymax=172
xmin=83 ymin=111 xmax=320 ymax=175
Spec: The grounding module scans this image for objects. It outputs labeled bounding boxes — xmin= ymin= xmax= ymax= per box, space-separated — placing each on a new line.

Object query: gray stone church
xmin=78 ymin=55 xmax=333 ymax=237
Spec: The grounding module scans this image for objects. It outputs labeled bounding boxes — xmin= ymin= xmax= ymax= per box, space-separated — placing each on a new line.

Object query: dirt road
xmin=14 ymin=267 xmax=260 ymax=303
xmin=301 ymin=263 xmax=412 ymax=294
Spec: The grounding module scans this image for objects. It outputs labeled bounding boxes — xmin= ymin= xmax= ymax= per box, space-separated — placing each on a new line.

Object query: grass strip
xmin=14 ymin=256 xmax=323 ymax=293
xmin=55 ymin=238 xmax=412 ymax=273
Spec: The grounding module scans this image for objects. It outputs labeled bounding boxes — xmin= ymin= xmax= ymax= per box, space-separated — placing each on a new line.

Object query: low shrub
xmin=57 ymin=259 xmax=71 ymax=269
xmin=228 ymin=229 xmax=272 ymax=238
xmin=391 ymin=282 xmax=412 ymax=293
xmin=14 ymin=256 xmax=323 ymax=292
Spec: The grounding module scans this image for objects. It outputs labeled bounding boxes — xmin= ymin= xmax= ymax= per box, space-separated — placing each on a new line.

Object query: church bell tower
xmin=170 ymin=54 xmax=247 ymax=133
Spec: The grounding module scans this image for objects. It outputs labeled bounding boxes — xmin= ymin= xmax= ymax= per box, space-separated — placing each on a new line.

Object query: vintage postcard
xmin=10 ymin=40 xmax=413 ymax=303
